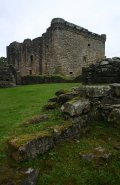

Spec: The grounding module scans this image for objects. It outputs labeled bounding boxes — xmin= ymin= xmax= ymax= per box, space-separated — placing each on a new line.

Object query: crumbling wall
xmin=82 ymin=57 xmax=120 ymax=84
xmin=0 ymin=65 xmax=21 ymax=87
xmin=7 ymin=38 xmax=42 ymax=76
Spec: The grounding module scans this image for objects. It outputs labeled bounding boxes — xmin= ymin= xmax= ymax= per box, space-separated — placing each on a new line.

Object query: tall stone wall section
xmin=7 ymin=18 xmax=106 ymax=77
xmin=7 ymin=38 xmax=42 ymax=76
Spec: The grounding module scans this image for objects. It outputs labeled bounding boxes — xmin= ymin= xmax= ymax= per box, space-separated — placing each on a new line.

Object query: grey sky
xmin=0 ymin=0 xmax=120 ymax=57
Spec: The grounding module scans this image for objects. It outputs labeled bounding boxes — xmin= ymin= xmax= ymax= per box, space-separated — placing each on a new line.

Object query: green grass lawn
xmin=0 ymin=83 xmax=120 ymax=185
xmin=0 ymin=83 xmax=79 ymax=145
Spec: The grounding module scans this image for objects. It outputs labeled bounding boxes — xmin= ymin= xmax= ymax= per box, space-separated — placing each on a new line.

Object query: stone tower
xmin=7 ymin=18 xmax=106 ymax=77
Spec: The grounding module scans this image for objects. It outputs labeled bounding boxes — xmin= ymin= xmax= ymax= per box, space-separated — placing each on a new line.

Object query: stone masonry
xmin=7 ymin=18 xmax=106 ymax=77
xmin=0 ymin=65 xmax=21 ymax=87
xmin=82 ymin=57 xmax=120 ymax=84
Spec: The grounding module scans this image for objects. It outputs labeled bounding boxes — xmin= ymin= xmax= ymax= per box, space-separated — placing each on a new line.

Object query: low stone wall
xmin=21 ymin=75 xmax=72 ymax=85
xmin=8 ymin=115 xmax=90 ymax=161
xmin=82 ymin=57 xmax=120 ymax=84
xmin=8 ymin=83 xmax=120 ymax=162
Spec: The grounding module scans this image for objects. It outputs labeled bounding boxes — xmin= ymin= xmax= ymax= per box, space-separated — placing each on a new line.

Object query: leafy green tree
xmin=0 ymin=57 xmax=7 ymax=67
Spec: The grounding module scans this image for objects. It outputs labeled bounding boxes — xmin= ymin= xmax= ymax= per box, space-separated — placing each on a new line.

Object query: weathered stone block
xmin=110 ymin=83 xmax=120 ymax=97
xmin=82 ymin=86 xmax=110 ymax=98
xmin=108 ymin=108 xmax=120 ymax=128
xmin=8 ymin=131 xmax=54 ymax=161
xmin=100 ymin=61 xmax=109 ymax=65
xmin=61 ymin=99 xmax=90 ymax=116
xmin=57 ymin=93 xmax=75 ymax=104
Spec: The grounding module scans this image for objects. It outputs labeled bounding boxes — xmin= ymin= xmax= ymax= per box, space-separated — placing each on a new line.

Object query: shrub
xmin=21 ymin=74 xmax=72 ymax=85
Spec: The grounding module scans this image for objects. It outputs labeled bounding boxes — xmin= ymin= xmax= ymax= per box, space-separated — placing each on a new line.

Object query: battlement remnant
xmin=7 ymin=18 xmax=106 ymax=77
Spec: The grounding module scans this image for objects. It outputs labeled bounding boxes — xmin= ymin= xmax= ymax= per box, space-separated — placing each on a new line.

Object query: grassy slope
xmin=0 ymin=83 xmax=78 ymax=144
xmin=34 ymin=122 xmax=120 ymax=185
xmin=0 ymin=83 xmax=120 ymax=185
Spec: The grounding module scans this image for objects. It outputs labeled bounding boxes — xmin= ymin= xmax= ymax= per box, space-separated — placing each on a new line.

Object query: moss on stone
xmin=68 ymin=96 xmax=85 ymax=104
xmin=51 ymin=122 xmax=73 ymax=132
xmin=8 ymin=131 xmax=52 ymax=149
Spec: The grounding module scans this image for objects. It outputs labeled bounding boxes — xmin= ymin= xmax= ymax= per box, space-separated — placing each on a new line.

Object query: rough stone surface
xmin=8 ymin=84 xmax=120 ymax=162
xmin=7 ymin=18 xmax=106 ymax=77
xmin=22 ymin=168 xmax=39 ymax=185
xmin=9 ymin=132 xmax=54 ymax=160
xmin=61 ymin=99 xmax=90 ymax=116
xmin=0 ymin=65 xmax=21 ymax=87
xmin=80 ymin=147 xmax=112 ymax=161
xmin=53 ymin=115 xmax=89 ymax=143
xmin=110 ymin=83 xmax=120 ymax=97
xmin=108 ymin=108 xmax=120 ymax=128
xmin=82 ymin=57 xmax=120 ymax=84
xmin=8 ymin=116 xmax=90 ymax=161
xmin=57 ymin=93 xmax=75 ymax=104
xmin=82 ymin=85 xmax=110 ymax=98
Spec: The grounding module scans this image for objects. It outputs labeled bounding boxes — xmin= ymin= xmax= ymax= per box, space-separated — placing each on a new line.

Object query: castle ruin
xmin=7 ymin=18 xmax=106 ymax=77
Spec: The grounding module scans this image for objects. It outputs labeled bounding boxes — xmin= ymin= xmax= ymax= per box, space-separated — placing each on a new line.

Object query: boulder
xmin=61 ymin=99 xmax=90 ymax=116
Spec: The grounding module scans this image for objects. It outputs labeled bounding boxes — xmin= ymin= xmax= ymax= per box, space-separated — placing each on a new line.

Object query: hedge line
xmin=21 ymin=75 xmax=74 ymax=85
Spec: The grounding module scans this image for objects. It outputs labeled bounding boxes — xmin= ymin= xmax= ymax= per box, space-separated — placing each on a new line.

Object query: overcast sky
xmin=0 ymin=0 xmax=120 ymax=57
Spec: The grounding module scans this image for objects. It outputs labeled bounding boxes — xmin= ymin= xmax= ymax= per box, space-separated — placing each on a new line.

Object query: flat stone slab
xmin=61 ymin=99 xmax=90 ymax=116
xmin=83 ymin=85 xmax=110 ymax=98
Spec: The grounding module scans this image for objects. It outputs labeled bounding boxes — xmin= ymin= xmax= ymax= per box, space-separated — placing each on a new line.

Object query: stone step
xmin=8 ymin=118 xmax=89 ymax=161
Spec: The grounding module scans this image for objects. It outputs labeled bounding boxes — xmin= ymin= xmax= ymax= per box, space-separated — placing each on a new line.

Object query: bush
xmin=73 ymin=75 xmax=82 ymax=82
xmin=21 ymin=74 xmax=73 ymax=85
xmin=0 ymin=57 xmax=8 ymax=68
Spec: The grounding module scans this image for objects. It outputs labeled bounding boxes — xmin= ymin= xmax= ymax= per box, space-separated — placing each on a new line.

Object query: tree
xmin=0 ymin=57 xmax=7 ymax=67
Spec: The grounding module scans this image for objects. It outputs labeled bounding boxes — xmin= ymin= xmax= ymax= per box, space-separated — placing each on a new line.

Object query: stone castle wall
xmin=0 ymin=65 xmax=21 ymax=87
xmin=7 ymin=18 xmax=106 ymax=77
